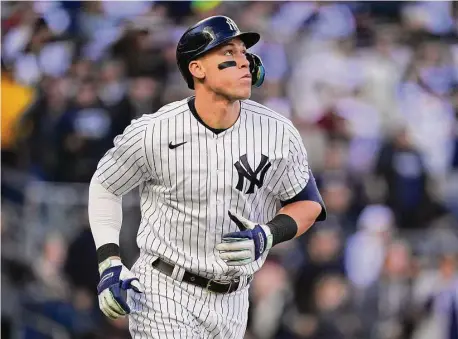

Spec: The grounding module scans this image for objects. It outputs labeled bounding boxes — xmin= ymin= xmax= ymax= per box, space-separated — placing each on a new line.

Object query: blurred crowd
xmin=2 ymin=1 xmax=458 ymax=339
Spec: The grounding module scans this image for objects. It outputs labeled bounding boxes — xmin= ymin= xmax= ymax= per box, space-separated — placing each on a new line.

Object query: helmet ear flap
xmin=246 ymin=53 xmax=265 ymax=88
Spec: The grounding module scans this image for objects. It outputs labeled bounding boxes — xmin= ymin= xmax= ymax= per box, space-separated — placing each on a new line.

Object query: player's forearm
xmin=266 ymin=201 xmax=322 ymax=247
xmin=278 ymin=200 xmax=322 ymax=237
xmin=88 ymin=175 xmax=123 ymax=261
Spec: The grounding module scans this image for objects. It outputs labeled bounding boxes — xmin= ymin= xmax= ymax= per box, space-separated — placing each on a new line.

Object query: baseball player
xmin=88 ymin=15 xmax=326 ymax=338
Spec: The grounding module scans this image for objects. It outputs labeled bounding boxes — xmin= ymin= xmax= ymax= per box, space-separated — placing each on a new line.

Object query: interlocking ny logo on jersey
xmin=234 ymin=154 xmax=271 ymax=194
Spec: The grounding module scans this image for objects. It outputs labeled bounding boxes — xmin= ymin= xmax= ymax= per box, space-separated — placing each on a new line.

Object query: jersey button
xmin=216 ymin=199 xmax=223 ymax=205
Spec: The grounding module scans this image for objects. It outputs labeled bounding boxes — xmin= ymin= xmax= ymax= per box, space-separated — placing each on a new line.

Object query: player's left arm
xmin=216 ymin=126 xmax=326 ymax=266
xmin=274 ymin=167 xmax=326 ymax=239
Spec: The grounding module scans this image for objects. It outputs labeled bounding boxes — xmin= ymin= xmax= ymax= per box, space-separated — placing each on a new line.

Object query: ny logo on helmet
xmin=226 ymin=18 xmax=238 ymax=32
xmin=234 ymin=154 xmax=271 ymax=194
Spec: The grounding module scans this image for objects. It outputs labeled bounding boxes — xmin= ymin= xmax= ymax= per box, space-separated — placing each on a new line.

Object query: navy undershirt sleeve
xmin=280 ymin=169 xmax=327 ymax=221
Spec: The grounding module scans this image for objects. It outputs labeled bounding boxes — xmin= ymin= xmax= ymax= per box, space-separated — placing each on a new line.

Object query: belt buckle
xmin=206 ymin=279 xmax=233 ymax=293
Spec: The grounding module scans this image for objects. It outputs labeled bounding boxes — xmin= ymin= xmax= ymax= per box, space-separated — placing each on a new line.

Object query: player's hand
xmin=216 ymin=210 xmax=273 ymax=266
xmin=97 ymin=257 xmax=143 ymax=319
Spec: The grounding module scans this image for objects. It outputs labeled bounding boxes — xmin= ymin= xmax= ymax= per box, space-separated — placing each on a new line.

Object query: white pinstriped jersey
xmin=95 ymin=97 xmax=310 ymax=280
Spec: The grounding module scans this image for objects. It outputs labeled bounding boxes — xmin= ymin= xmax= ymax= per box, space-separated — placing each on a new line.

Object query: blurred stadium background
xmin=1 ymin=1 xmax=458 ymax=339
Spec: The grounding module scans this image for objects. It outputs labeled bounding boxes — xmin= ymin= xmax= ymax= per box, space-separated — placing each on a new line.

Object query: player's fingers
xmin=228 ymin=210 xmax=248 ymax=230
xmin=110 ymin=288 xmax=132 ymax=314
xmin=103 ymin=289 xmax=127 ymax=316
xmin=216 ymin=240 xmax=252 ymax=252
xmin=99 ymin=298 xmax=111 ymax=318
xmin=99 ymin=301 xmax=114 ymax=319
xmin=100 ymin=294 xmax=121 ymax=319
xmin=219 ymin=250 xmax=252 ymax=261
xmin=101 ymin=305 xmax=118 ymax=319
xmin=121 ymin=277 xmax=143 ymax=293
xmin=111 ymin=297 xmax=129 ymax=315
xmin=129 ymin=279 xmax=144 ymax=293
xmin=103 ymin=292 xmax=125 ymax=316
xmin=228 ymin=210 xmax=255 ymax=230
xmin=222 ymin=232 xmax=251 ymax=240
xmin=225 ymin=258 xmax=253 ymax=266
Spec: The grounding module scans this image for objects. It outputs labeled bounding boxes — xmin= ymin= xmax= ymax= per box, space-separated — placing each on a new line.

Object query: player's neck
xmin=194 ymin=92 xmax=240 ymax=130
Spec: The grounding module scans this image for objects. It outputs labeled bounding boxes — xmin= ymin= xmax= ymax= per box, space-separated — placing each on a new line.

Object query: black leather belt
xmin=152 ymin=258 xmax=252 ymax=294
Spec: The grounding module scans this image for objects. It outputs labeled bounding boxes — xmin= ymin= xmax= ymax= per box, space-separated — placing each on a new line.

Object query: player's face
xmin=200 ymin=39 xmax=252 ymax=100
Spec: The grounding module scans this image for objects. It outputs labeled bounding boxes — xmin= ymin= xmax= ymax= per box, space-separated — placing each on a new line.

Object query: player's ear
xmin=189 ymin=60 xmax=205 ymax=82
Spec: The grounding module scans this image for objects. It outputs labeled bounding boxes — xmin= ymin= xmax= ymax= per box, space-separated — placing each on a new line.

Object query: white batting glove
xmin=97 ymin=258 xmax=143 ymax=319
xmin=216 ymin=210 xmax=273 ymax=266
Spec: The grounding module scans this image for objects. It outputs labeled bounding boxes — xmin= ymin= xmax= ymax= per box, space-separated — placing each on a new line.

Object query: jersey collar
xmin=187 ymin=96 xmax=242 ymax=137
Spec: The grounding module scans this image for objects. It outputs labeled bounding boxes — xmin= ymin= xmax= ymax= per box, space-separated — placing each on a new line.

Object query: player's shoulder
xmin=241 ymin=99 xmax=299 ymax=135
xmin=142 ymin=98 xmax=190 ymax=122
xmin=127 ymin=98 xmax=190 ymax=130
xmin=123 ymin=98 xmax=191 ymax=137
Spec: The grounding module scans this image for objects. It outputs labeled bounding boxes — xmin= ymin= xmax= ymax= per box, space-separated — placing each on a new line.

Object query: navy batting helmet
xmin=176 ymin=15 xmax=264 ymax=89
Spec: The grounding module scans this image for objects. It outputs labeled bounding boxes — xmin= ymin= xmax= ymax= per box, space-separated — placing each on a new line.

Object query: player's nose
xmin=238 ymin=54 xmax=249 ymax=69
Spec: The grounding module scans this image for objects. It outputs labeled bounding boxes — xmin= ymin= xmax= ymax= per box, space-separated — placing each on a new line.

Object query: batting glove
xmin=216 ymin=210 xmax=273 ymax=266
xmin=97 ymin=258 xmax=143 ymax=319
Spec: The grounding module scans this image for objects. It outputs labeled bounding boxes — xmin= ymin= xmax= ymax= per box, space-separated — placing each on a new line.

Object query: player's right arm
xmin=88 ymin=116 xmax=152 ymax=319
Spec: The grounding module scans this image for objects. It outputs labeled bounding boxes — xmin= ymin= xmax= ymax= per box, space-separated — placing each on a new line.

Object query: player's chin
xmin=232 ymin=86 xmax=251 ymax=100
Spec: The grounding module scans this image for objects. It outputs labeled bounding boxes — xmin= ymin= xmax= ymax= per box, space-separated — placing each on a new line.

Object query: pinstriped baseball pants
xmin=127 ymin=254 xmax=250 ymax=339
